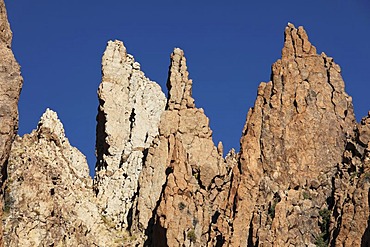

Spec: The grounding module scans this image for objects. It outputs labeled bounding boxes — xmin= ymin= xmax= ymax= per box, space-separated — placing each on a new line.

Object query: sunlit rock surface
xmin=1 ymin=4 xmax=369 ymax=244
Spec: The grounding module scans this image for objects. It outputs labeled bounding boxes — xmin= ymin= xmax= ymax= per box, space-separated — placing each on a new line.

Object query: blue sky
xmin=5 ymin=0 xmax=370 ymax=176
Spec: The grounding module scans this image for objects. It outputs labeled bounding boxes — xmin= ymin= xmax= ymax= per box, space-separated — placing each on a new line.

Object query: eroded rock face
xmin=0 ymin=0 xmax=23 ymax=175
xmin=94 ymin=40 xmax=166 ymax=230
xmin=133 ymin=48 xmax=235 ymax=246
xmin=228 ymin=23 xmax=356 ymax=246
xmin=1 ymin=3 xmax=369 ymax=244
xmin=0 ymin=1 xmax=23 ymax=245
xmin=3 ymin=109 xmax=123 ymax=246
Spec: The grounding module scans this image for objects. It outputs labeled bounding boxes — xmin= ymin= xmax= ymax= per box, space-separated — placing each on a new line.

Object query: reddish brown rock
xmin=0 ymin=0 xmax=23 ymax=174
xmin=133 ymin=48 xmax=235 ymax=246
xmin=330 ymin=112 xmax=370 ymax=246
xmin=229 ymin=23 xmax=356 ymax=246
xmin=0 ymin=1 xmax=23 ymax=246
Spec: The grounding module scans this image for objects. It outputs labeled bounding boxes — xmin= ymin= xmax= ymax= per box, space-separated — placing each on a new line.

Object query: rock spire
xmin=0 ymin=4 xmax=369 ymax=245
xmin=229 ymin=23 xmax=356 ymax=246
xmin=3 ymin=109 xmax=122 ymax=246
xmin=166 ymin=48 xmax=195 ymax=110
xmin=94 ymin=40 xmax=166 ymax=231
xmin=133 ymin=48 xmax=234 ymax=246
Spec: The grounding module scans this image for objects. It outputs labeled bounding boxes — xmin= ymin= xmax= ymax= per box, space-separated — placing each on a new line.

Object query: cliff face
xmin=1 ymin=2 xmax=369 ymax=246
xmin=94 ymin=40 xmax=166 ymax=233
xmin=0 ymin=0 xmax=23 ymax=246
xmin=228 ymin=23 xmax=356 ymax=246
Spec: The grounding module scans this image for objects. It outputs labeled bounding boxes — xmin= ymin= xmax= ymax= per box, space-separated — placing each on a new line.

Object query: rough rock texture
xmin=3 ymin=109 xmax=124 ymax=246
xmin=330 ymin=112 xmax=370 ymax=247
xmin=133 ymin=48 xmax=235 ymax=246
xmin=1 ymin=3 xmax=369 ymax=244
xmin=94 ymin=40 xmax=166 ymax=231
xmin=228 ymin=23 xmax=356 ymax=246
xmin=0 ymin=1 xmax=23 ymax=245
xmin=0 ymin=0 xmax=22 ymax=177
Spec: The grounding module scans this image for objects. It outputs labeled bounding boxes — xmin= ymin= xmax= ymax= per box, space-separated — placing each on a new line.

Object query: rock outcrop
xmin=133 ymin=48 xmax=235 ymax=246
xmin=228 ymin=23 xmax=356 ymax=246
xmin=1 ymin=1 xmax=369 ymax=244
xmin=0 ymin=0 xmax=23 ymax=245
xmin=94 ymin=40 xmax=166 ymax=231
xmin=3 ymin=109 xmax=125 ymax=246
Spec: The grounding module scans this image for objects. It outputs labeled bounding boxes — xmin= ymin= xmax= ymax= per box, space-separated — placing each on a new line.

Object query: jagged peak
xmin=37 ymin=108 xmax=66 ymax=144
xmin=282 ymin=22 xmax=317 ymax=59
xmin=0 ymin=0 xmax=12 ymax=47
xmin=101 ymin=40 xmax=143 ymax=83
xmin=104 ymin=40 xmax=127 ymax=61
xmin=166 ymin=48 xmax=195 ymax=110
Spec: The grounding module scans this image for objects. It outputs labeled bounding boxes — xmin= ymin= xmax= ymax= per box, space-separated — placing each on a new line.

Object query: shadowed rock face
xmin=330 ymin=112 xmax=370 ymax=247
xmin=0 ymin=0 xmax=23 ymax=246
xmin=1 ymin=1 xmax=369 ymax=244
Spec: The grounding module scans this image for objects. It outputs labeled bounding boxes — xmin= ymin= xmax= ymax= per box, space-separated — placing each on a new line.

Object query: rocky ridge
xmin=0 ymin=1 xmax=369 ymax=246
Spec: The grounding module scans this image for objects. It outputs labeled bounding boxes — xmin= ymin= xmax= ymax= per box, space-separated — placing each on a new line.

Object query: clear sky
xmin=5 ymin=0 xmax=370 ymax=176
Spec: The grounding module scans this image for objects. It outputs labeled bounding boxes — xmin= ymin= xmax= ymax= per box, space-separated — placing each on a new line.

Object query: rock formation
xmin=227 ymin=23 xmax=356 ymax=246
xmin=0 ymin=0 xmax=23 ymax=178
xmin=133 ymin=48 xmax=235 ymax=246
xmin=0 ymin=0 xmax=23 ymax=245
xmin=0 ymin=1 xmax=369 ymax=245
xmin=94 ymin=40 xmax=166 ymax=232
xmin=3 ymin=109 xmax=125 ymax=246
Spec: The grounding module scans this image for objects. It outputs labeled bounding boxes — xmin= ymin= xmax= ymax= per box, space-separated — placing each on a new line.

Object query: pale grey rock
xmin=94 ymin=40 xmax=166 ymax=230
